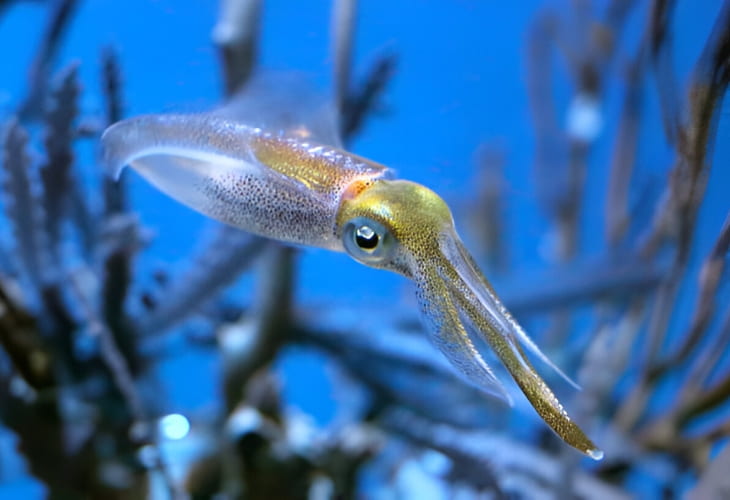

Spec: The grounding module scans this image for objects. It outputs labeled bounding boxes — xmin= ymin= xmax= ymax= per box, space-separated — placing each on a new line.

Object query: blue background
xmin=0 ymin=0 xmax=727 ymax=497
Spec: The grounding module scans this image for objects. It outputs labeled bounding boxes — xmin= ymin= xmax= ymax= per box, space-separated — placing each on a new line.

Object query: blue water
xmin=0 ymin=0 xmax=728 ymax=497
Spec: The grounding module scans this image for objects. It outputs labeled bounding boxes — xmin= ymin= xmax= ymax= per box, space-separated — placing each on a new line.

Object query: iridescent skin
xmin=100 ymin=79 xmax=602 ymax=459
xmin=337 ymin=180 xmax=600 ymax=459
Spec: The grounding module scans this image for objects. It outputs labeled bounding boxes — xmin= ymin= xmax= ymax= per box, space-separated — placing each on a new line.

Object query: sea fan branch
xmin=39 ymin=63 xmax=80 ymax=259
xmin=1 ymin=120 xmax=50 ymax=289
xmin=137 ymin=226 xmax=268 ymax=336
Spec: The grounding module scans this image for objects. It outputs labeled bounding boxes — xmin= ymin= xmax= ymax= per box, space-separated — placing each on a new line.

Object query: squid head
xmin=336 ymin=179 xmax=602 ymax=460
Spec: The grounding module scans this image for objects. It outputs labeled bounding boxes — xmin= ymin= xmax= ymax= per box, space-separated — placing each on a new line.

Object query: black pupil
xmin=355 ymin=226 xmax=379 ymax=250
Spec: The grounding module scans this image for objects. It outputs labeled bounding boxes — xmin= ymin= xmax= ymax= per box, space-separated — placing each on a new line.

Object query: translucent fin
xmin=98 ymin=113 xmax=318 ymax=243
xmin=215 ymin=71 xmax=342 ymax=147
xmin=100 ymin=107 xmax=387 ymax=249
xmin=100 ymin=113 xmax=259 ymax=181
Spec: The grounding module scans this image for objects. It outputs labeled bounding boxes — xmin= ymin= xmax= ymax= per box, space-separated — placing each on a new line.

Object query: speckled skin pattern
xmin=101 ymin=114 xmax=390 ymax=250
xmin=201 ymin=130 xmax=391 ymax=249
xmin=338 ymin=180 xmax=600 ymax=458
xmin=101 ymin=113 xmax=601 ymax=459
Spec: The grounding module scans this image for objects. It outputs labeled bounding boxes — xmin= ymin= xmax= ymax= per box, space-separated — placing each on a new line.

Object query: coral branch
xmin=605 ymin=55 xmax=643 ymax=247
xmin=649 ymin=212 xmax=730 ymax=379
xmin=382 ymin=409 xmax=629 ymax=499
xmin=70 ymin=274 xmax=145 ymax=422
xmin=341 ymin=53 xmax=397 ymax=141
xmin=688 ymin=443 xmax=730 ymax=500
xmin=40 ymin=63 xmax=79 ymax=259
xmin=469 ymin=145 xmax=508 ymax=272
xmin=1 ymin=120 xmax=50 ymax=289
xmin=95 ymin=47 xmax=142 ymax=372
xmin=101 ymin=47 xmax=126 ymax=214
xmin=137 ymin=226 xmax=268 ymax=336
xmin=0 ymin=283 xmax=55 ymax=390
xmin=19 ymin=0 xmax=79 ymax=120
xmin=641 ymin=2 xmax=730 ymax=369
xmin=297 ymin=310 xmax=495 ymax=428
xmin=503 ymin=255 xmax=664 ymax=315
xmin=617 ymin=5 xmax=730 ymax=436
xmin=331 ymin=0 xmax=357 ymax=117
xmin=219 ymin=245 xmax=294 ymax=412
xmin=526 ymin=10 xmax=562 ymax=219
xmin=648 ymin=0 xmax=681 ymax=145
xmin=69 ymin=274 xmax=182 ymax=498
xmin=212 ymin=0 xmax=262 ymax=95
xmin=684 ymin=305 xmax=730 ymax=393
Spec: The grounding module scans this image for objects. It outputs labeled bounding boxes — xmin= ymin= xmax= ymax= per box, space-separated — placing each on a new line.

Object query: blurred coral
xmin=0 ymin=0 xmax=728 ymax=498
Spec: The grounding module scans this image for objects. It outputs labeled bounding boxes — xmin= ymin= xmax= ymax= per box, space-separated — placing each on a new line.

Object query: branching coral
xmin=0 ymin=0 xmax=728 ymax=498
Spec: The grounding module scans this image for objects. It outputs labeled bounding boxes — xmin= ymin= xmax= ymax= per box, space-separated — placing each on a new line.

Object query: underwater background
xmin=0 ymin=0 xmax=729 ymax=498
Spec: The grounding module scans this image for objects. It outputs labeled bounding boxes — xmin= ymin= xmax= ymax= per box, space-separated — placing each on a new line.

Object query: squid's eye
xmin=355 ymin=225 xmax=379 ymax=250
xmin=342 ymin=216 xmax=396 ymax=264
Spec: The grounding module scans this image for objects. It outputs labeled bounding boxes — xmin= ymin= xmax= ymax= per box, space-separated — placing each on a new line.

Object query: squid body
xmin=100 ymin=77 xmax=602 ymax=459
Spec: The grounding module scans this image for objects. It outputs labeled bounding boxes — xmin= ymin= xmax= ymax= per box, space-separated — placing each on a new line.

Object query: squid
xmin=100 ymin=76 xmax=602 ymax=459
